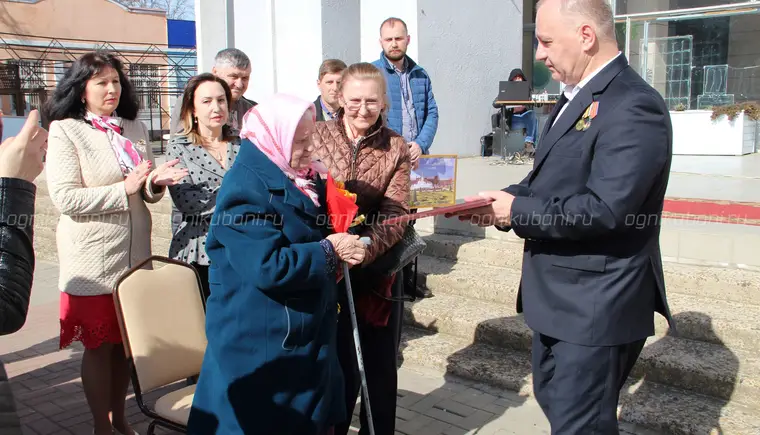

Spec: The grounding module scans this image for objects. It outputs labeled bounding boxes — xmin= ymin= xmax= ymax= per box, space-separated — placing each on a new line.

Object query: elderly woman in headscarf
xmin=187 ymin=94 xmax=366 ymax=435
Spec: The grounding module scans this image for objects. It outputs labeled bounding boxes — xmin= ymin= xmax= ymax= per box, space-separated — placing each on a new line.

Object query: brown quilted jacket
xmin=312 ymin=115 xmax=411 ymax=267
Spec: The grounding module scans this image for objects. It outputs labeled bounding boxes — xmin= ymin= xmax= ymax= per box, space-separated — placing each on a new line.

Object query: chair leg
xmin=147 ymin=421 xmax=157 ymax=435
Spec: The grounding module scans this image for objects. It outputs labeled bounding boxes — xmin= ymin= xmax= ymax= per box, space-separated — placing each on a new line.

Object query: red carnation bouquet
xmin=325 ymin=173 xmax=364 ymax=234
xmin=325 ymin=173 xmax=365 ymax=310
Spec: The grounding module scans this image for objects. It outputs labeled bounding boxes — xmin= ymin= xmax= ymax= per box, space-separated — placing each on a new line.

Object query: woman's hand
xmin=124 ymin=161 xmax=152 ymax=195
xmin=151 ymin=158 xmax=189 ymax=187
xmin=0 ymin=110 xmax=48 ymax=182
xmin=326 ymin=233 xmax=367 ymax=266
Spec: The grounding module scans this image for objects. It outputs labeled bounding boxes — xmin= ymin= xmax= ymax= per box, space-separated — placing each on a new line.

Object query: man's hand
xmin=408 ymin=142 xmax=422 ymax=169
xmin=0 ymin=110 xmax=48 ymax=182
xmin=446 ymin=191 xmax=515 ymax=227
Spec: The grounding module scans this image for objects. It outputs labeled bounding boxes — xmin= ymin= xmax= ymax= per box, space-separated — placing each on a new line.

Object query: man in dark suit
xmin=451 ymin=0 xmax=674 ymax=432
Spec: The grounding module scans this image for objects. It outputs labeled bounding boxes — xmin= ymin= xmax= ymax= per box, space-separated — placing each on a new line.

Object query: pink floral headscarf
xmin=240 ymin=94 xmax=321 ymax=206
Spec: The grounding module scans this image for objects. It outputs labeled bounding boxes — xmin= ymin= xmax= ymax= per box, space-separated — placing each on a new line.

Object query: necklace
xmin=202 ymin=143 xmax=227 ymax=166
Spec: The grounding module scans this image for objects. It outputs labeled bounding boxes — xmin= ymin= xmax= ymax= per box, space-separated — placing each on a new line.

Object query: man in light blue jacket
xmin=372 ymin=17 xmax=439 ymax=168
xmin=373 ymin=17 xmax=439 ymax=299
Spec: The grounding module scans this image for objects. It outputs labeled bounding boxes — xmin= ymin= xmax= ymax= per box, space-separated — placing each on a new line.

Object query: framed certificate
xmin=409 ymin=154 xmax=458 ymax=208
xmin=384 ymin=197 xmax=494 ymax=225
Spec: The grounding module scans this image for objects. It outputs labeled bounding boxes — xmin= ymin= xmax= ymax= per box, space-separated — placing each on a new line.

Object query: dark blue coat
xmin=503 ymin=55 xmax=675 ymax=346
xmin=187 ymin=140 xmax=345 ymax=435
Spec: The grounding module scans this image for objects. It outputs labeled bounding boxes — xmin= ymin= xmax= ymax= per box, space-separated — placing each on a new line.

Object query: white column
xmin=194 ymin=0 xmax=233 ymax=73
xmin=233 ymin=0 xmax=277 ymax=101
xmin=227 ymin=0 xmax=361 ymax=103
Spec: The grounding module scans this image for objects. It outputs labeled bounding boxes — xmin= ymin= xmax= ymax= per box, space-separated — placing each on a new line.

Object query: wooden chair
xmin=113 ymin=256 xmax=207 ymax=434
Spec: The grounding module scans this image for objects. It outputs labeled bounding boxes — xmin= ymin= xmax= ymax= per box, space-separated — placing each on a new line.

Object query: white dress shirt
xmin=552 ymin=52 xmax=623 ymax=127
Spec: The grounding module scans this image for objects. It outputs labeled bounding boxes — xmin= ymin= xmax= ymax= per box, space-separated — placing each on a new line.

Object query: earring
xmin=81 ymin=98 xmax=85 ymax=104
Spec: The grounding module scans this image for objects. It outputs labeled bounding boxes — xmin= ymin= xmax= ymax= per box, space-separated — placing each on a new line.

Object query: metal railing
xmin=0 ymin=32 xmax=197 ymax=153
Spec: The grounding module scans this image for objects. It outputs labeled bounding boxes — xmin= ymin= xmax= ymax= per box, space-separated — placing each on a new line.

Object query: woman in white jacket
xmin=44 ymin=51 xmax=187 ymax=435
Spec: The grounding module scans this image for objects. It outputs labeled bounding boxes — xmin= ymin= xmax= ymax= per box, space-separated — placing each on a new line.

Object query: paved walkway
xmin=1 ymin=262 xmax=657 ymax=435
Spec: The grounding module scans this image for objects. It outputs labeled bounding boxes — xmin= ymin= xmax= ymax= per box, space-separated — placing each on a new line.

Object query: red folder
xmin=382 ymin=198 xmax=495 ymax=225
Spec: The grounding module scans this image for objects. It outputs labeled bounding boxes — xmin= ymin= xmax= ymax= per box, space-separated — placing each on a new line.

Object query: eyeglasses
xmin=344 ymin=100 xmax=382 ymax=112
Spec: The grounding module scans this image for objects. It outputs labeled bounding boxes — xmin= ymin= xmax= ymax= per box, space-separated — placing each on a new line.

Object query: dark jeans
xmin=334 ymin=271 xmax=405 ymax=435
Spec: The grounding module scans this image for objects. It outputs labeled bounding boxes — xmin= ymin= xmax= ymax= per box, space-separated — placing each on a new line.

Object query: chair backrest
xmin=114 ymin=256 xmax=207 ymax=393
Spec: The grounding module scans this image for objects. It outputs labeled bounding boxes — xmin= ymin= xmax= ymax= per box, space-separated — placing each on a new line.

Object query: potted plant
xmin=670 ymin=102 xmax=759 ymax=156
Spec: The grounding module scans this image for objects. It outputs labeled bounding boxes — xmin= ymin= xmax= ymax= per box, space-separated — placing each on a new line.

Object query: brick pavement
xmin=0 ymin=262 xmax=656 ymax=435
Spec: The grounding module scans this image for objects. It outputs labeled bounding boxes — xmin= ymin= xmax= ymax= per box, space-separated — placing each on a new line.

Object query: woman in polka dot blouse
xmin=167 ymin=73 xmax=242 ymax=299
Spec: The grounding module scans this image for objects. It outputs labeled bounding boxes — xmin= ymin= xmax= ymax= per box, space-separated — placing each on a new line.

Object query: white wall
xmin=195 ymin=0 xmax=229 ymax=73
xmin=359 ymin=0 xmax=418 ymax=63
xmin=417 ymin=0 xmax=523 ymax=155
xmin=199 ymin=0 xmax=361 ymax=103
xmin=322 ymin=0 xmax=362 ymax=65
xmin=233 ymin=0 xmax=276 ymax=102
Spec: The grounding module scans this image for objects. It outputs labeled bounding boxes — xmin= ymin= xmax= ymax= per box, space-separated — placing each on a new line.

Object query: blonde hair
xmin=339 ymin=62 xmax=390 ymax=114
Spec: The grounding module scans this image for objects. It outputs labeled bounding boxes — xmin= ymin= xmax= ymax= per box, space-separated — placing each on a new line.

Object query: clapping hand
xmin=151 ymin=158 xmax=189 ymax=187
xmin=0 ymin=110 xmax=48 ymax=182
xmin=124 ymin=161 xmax=152 ymax=195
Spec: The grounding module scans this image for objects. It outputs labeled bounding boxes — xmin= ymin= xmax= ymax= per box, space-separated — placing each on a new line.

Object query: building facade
xmin=0 ymin=0 xmax=197 ymax=145
xmin=194 ymin=0 xmax=759 ymax=156
xmin=195 ymin=0 xmax=521 ymax=156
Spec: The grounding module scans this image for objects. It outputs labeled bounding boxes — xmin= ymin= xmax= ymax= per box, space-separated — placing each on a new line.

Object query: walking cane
xmin=342 ymin=236 xmax=376 ymax=435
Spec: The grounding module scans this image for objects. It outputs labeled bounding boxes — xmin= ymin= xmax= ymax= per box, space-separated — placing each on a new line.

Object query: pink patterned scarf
xmin=86 ymin=111 xmax=144 ymax=176
xmin=240 ymin=94 xmax=321 ymax=206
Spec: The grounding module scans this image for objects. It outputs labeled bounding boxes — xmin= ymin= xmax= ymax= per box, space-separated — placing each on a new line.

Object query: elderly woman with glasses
xmin=311 ymin=62 xmax=411 ymax=435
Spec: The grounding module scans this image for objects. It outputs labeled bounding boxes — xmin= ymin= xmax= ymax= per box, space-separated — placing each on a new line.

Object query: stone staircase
xmin=402 ymin=231 xmax=760 ymax=434
xmin=31 ymin=178 xmax=760 ymax=434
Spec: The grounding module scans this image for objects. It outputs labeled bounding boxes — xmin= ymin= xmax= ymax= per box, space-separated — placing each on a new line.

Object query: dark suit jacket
xmin=503 ymin=55 xmax=674 ymax=347
xmin=314 ymin=96 xmax=326 ymax=122
xmin=187 ymin=142 xmax=344 ymax=434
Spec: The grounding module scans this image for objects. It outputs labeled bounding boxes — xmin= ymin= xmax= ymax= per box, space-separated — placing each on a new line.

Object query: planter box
xmin=670 ymin=110 xmax=758 ymax=156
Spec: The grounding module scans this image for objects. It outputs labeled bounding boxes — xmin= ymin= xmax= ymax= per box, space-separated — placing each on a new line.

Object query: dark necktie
xmin=548 ymin=93 xmax=569 ymax=130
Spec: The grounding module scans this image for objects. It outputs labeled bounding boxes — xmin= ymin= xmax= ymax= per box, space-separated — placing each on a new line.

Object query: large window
xmin=523 ymin=0 xmax=760 ymax=107
xmin=617 ymin=6 xmax=760 ymax=110
xmin=615 ymin=0 xmax=753 ymax=15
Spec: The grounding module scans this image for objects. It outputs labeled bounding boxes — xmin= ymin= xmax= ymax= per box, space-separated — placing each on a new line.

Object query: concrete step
xmin=416 ymin=255 xmax=760 ymax=352
xmin=404 ymin=292 xmax=760 ymax=409
xmin=418 ymin=232 xmax=760 ymax=305
xmin=400 ymin=328 xmax=760 ymax=435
